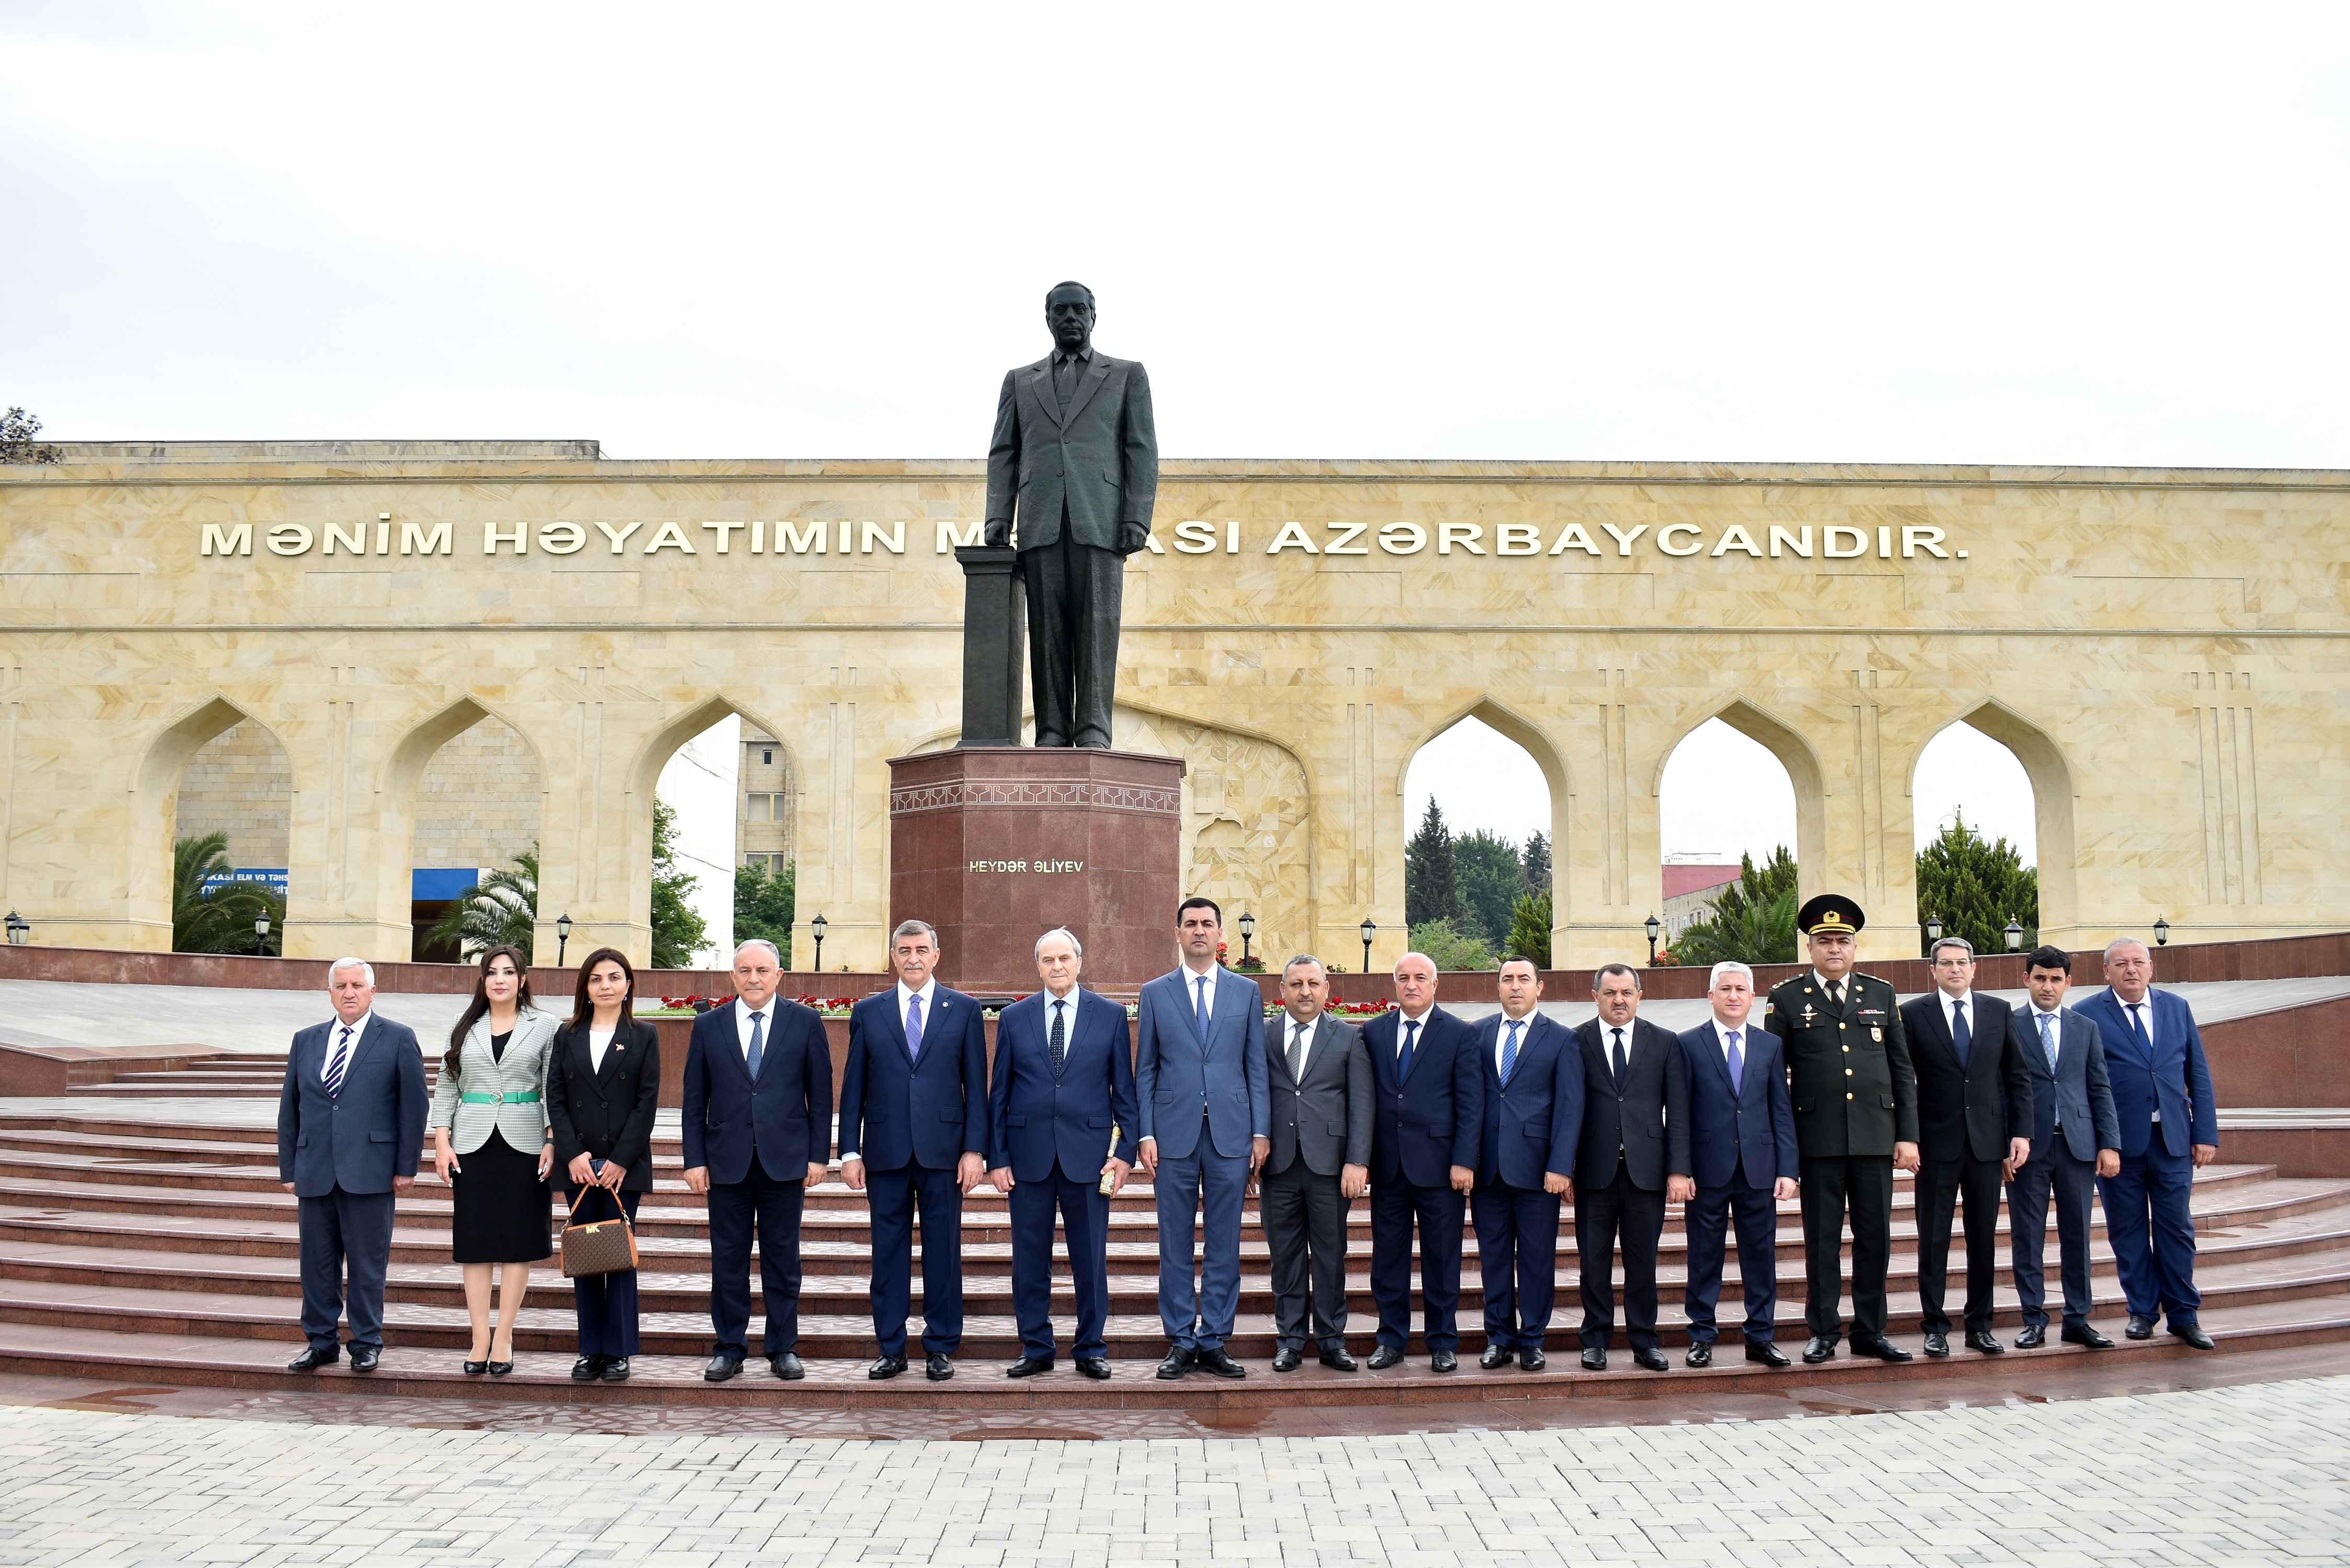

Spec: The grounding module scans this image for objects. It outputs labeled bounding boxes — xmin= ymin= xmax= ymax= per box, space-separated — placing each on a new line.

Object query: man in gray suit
xmin=1260 ymin=954 xmax=1372 ymax=1373
xmin=982 ymin=279 xmax=1158 ymax=748
xmin=277 ymin=958 xmax=427 ymax=1373
xmin=2006 ymin=945 xmax=2123 ymax=1348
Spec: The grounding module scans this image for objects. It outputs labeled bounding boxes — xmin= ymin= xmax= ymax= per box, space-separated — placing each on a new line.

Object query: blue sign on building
xmin=412 ymin=868 xmax=486 ymax=901
xmin=201 ymin=868 xmax=289 ymax=897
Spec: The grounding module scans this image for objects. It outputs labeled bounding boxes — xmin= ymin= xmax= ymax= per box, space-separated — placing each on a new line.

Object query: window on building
xmin=745 ymin=792 xmax=788 ymax=821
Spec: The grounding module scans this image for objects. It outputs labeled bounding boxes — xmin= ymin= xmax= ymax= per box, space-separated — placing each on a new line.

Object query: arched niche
xmin=1907 ymin=697 xmax=2079 ymax=944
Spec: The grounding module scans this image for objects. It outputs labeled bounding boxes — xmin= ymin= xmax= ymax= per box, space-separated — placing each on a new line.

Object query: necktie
xmin=1829 ymin=980 xmax=1844 ymax=1009
xmin=322 ymin=1024 xmax=354 ymax=1097
xmin=905 ymin=993 xmax=924 ymax=1062
xmin=1050 ymin=999 xmax=1068 ymax=1073
xmin=1726 ymin=1029 xmax=1744 ymax=1095
xmin=1500 ymin=1019 xmax=1522 ymax=1086
xmin=1288 ymin=1021 xmax=1306 ymax=1083
xmin=1398 ymin=1018 xmax=1420 ymax=1079
xmin=1194 ymin=975 xmax=1211 ymax=1042
xmin=1053 ymin=353 xmax=1080 ymax=410
xmin=1611 ymin=1027 xmax=1628 ymax=1090
xmin=2039 ymin=1012 xmax=2059 ymax=1075
xmin=1951 ymin=998 xmax=1972 ymax=1070
xmin=744 ymin=1010 xmax=766 ymax=1079
xmin=2128 ymin=1002 xmax=2152 ymax=1055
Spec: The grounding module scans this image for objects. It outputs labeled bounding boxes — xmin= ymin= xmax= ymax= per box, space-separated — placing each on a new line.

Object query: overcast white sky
xmin=10 ymin=4 xmax=2345 ymax=952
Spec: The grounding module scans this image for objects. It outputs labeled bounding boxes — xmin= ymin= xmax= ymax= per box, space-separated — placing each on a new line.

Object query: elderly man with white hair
xmin=1675 ymin=961 xmax=1798 ymax=1368
xmin=277 ymin=958 xmax=427 ymax=1373
xmin=681 ymin=938 xmax=833 ymax=1382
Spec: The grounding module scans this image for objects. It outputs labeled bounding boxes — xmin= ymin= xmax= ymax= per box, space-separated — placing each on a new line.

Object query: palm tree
xmin=1669 ymin=887 xmax=1799 ymax=969
xmin=424 ymin=846 xmax=539 ymax=961
xmin=172 ymin=833 xmax=287 ymax=954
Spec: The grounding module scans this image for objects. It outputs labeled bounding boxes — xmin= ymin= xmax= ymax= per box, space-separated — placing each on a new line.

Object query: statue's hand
xmin=983 ymin=520 xmax=1011 ymax=550
xmin=1118 ymin=521 xmax=1149 ymax=555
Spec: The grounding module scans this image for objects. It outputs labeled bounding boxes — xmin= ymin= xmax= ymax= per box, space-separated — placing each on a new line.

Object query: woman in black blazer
xmin=545 ymin=947 xmax=661 ymax=1382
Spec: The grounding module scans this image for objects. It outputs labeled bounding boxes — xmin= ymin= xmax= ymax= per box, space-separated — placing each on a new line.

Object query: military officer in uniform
xmin=1762 ymin=897 xmax=1920 ymax=1365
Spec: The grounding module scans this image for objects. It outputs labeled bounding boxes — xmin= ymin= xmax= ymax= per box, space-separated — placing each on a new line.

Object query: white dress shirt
xmin=2026 ymin=1005 xmax=2064 ymax=1123
xmin=896 ymin=978 xmax=939 ymax=1036
xmin=1180 ymin=961 xmax=1217 ymax=1024
xmin=1712 ymin=1018 xmax=1747 ymax=1068
xmin=589 ymin=1024 xmax=615 ymax=1073
xmin=1941 ymin=988 xmax=1976 ymax=1047
xmin=1493 ymin=1011 xmax=1536 ymax=1076
xmin=321 ymin=1011 xmax=373 ymax=1081
xmin=1394 ymin=1004 xmax=1436 ymax=1062
xmin=2118 ymin=990 xmax=2160 ymax=1119
xmin=734 ymin=995 xmax=774 ymax=1063
xmin=1283 ymin=1012 xmax=1319 ymax=1077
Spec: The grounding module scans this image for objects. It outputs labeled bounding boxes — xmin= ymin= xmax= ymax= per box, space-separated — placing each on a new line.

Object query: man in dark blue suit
xmin=2006 ymin=946 xmax=2122 ymax=1349
xmin=988 ymin=927 xmax=1138 ymax=1379
xmin=839 ymin=919 xmax=989 ymax=1382
xmin=1135 ymin=896 xmax=1269 ymax=1380
xmin=681 ymin=939 xmax=833 ymax=1382
xmin=2076 ymin=938 xmax=2220 ymax=1349
xmin=1362 ymin=950 xmax=1482 ymax=1372
xmin=1676 ymin=961 xmax=1798 ymax=1368
xmin=278 ymin=958 xmax=427 ymax=1373
xmin=1470 ymin=957 xmax=1580 ymax=1371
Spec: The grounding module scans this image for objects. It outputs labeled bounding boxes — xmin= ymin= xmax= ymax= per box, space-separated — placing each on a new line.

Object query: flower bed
xmin=646 ymin=993 xmax=861 ymax=1018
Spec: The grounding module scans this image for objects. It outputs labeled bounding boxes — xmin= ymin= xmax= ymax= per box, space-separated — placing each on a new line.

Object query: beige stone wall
xmin=412 ymin=717 xmax=540 ymax=870
xmin=174 ymin=721 xmax=292 ymax=867
xmin=3 ymin=455 xmax=2343 ymax=970
xmin=738 ymin=727 xmax=796 ymax=869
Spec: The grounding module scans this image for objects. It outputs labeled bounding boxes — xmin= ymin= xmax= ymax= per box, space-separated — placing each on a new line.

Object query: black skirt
xmin=451 ymin=1128 xmax=552 ymax=1264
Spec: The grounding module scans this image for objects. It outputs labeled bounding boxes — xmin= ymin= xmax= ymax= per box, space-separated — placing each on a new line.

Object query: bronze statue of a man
xmin=983 ymin=281 xmax=1158 ymax=749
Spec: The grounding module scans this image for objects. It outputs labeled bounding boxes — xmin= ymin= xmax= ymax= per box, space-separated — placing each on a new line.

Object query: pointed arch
xmin=374 ymin=696 xmax=551 ymax=959
xmin=1400 ymin=695 xmax=1571 ymax=949
xmin=1650 ymin=696 xmax=1828 ymax=902
xmin=1905 ymin=696 xmax=2079 ymax=944
xmin=618 ymin=694 xmax=801 ymax=964
xmin=129 ymin=696 xmax=294 ymax=936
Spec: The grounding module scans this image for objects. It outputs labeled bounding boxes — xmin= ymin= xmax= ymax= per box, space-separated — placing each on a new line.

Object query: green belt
xmin=460 ymin=1090 xmax=540 ymax=1105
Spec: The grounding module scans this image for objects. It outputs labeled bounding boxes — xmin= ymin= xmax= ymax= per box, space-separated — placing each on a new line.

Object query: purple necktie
xmin=1726 ymin=1029 xmax=1744 ymax=1094
xmin=905 ymin=993 xmax=924 ymax=1062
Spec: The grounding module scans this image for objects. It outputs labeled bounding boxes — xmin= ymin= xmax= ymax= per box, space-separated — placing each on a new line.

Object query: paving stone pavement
xmin=3 ymin=1375 xmax=2348 ymax=1567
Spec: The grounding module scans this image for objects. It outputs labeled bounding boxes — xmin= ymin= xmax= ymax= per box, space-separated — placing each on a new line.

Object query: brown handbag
xmin=559 ymin=1184 xmax=640 ymax=1278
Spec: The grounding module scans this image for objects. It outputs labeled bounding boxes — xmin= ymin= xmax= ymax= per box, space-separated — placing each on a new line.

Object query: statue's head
xmin=1045 ymin=281 xmax=1096 ymax=352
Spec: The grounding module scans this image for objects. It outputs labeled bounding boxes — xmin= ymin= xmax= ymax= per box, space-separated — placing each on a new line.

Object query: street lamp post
xmin=556 ymin=912 xmax=573 ymax=966
xmin=1358 ymin=917 xmax=1376 ymax=977
xmin=1237 ymin=910 xmax=1255 ymax=970
xmin=1922 ymin=914 xmax=1943 ymax=958
xmin=2153 ymin=916 xmax=2170 ymax=948
xmin=3 ymin=912 xmax=24 ymax=947
xmin=811 ymin=913 xmax=828 ymax=973
xmin=254 ymin=913 xmax=270 ymax=958
xmin=2003 ymin=916 xmax=2025 ymax=952
xmin=1644 ymin=913 xmax=1662 ymax=965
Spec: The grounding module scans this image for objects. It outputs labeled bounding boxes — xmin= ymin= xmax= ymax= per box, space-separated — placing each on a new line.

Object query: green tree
xmin=1915 ymin=811 xmax=2038 ymax=956
xmin=171 ymin=833 xmax=287 ymax=954
xmin=1408 ymin=916 xmax=1493 ymax=973
xmin=1404 ymin=799 xmax=1458 ymax=929
xmin=424 ymin=846 xmax=539 ymax=960
xmin=1671 ymin=887 xmax=1799 ymax=969
xmin=649 ymin=795 xmax=708 ymax=970
xmin=0 ymin=408 xmax=62 ymax=465
xmin=1520 ymin=830 xmax=1551 ymax=894
xmin=733 ymin=859 xmax=795 ymax=967
xmin=1454 ymin=829 xmax=1525 ymax=949
xmin=1505 ymin=890 xmax=1553 ymax=968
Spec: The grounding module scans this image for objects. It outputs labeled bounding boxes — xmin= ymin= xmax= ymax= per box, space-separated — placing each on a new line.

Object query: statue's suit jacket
xmin=985 ymin=351 xmax=1158 ymax=552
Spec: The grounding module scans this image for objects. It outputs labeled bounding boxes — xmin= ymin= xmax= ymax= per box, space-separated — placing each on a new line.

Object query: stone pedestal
xmin=887 ymin=747 xmax=1184 ymax=993
xmin=953 ymin=546 xmax=1026 ymax=748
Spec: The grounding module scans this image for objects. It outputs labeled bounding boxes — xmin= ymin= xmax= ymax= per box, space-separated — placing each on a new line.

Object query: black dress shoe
xmin=349 ymin=1345 xmax=381 ymax=1373
xmin=1684 ymin=1343 xmax=1713 ymax=1368
xmin=601 ymin=1357 xmax=631 ymax=1381
xmin=925 ymin=1353 xmax=954 ymax=1381
xmin=1632 ymin=1347 xmax=1669 ymax=1372
xmin=2169 ymin=1322 xmax=2217 ymax=1351
xmin=1851 ymin=1336 xmax=1913 ymax=1363
xmin=1923 ymin=1330 xmax=1951 ymax=1357
xmin=465 ymin=1359 xmax=490 ymax=1377
xmin=1966 ymin=1329 xmax=2005 ymax=1355
xmin=1746 ymin=1341 xmax=1790 ymax=1368
xmin=770 ymin=1353 xmax=804 ymax=1380
xmin=1195 ymin=1347 xmax=1247 ymax=1379
xmin=1518 ymin=1346 xmax=1546 ymax=1372
xmin=1272 ymin=1347 xmax=1304 ymax=1373
xmin=1366 ymin=1345 xmax=1404 ymax=1369
xmin=1006 ymin=1354 xmax=1054 ymax=1378
xmin=2126 ymin=1315 xmax=2156 ymax=1340
xmin=1076 ymin=1356 xmax=1111 ymax=1380
xmin=570 ymin=1355 xmax=604 ymax=1381
xmin=705 ymin=1354 xmax=744 ymax=1382
xmin=1580 ymin=1346 xmax=1607 ymax=1371
xmin=2061 ymin=1325 xmax=2114 ymax=1349
xmin=1430 ymin=1349 xmax=1457 ymax=1373
xmin=1156 ymin=1347 xmax=1195 ymax=1380
xmin=1480 ymin=1345 xmax=1515 ymax=1369
xmin=869 ymin=1353 xmax=908 ymax=1380
xmin=1320 ymin=1346 xmax=1358 ymax=1371
xmin=2014 ymin=1324 xmax=2048 ymax=1349
xmin=486 ymin=1358 xmax=512 ymax=1377
xmin=287 ymin=1345 xmax=338 ymax=1373
xmin=1802 ymin=1336 xmax=1837 ymax=1364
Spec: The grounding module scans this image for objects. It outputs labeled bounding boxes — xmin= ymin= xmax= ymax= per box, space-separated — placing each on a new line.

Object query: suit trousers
xmin=1154 ymin=1120 xmax=1250 ymax=1351
xmin=1369 ymin=1178 xmax=1466 ymax=1353
xmin=1684 ymin=1167 xmax=1780 ymax=1345
xmin=1471 ymin=1181 xmax=1562 ymax=1350
xmin=867 ymin=1161 xmax=966 ymax=1357
xmin=2099 ymin=1145 xmax=2201 ymax=1327
xmin=2007 ymin=1140 xmax=2099 ymax=1330
xmin=563 ymin=1185 xmax=642 ymax=1357
xmin=1009 ymin=1167 xmax=1110 ymax=1359
xmin=1799 ymin=1155 xmax=1894 ymax=1342
xmin=1021 ymin=523 xmax=1123 ymax=747
xmin=1262 ymin=1160 xmax=1351 ymax=1351
xmin=1575 ymin=1165 xmax=1667 ymax=1351
xmin=706 ymin=1163 xmax=804 ymax=1357
xmin=297 ymin=1185 xmax=396 ymax=1352
xmin=1914 ymin=1153 xmax=2006 ymax=1334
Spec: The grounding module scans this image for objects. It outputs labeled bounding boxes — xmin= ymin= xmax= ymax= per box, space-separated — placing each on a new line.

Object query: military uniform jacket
xmin=1761 ymin=972 xmax=1918 ymax=1159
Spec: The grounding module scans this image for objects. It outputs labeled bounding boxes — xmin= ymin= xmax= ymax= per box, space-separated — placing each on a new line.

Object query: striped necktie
xmin=322 ymin=1023 xmax=355 ymax=1097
